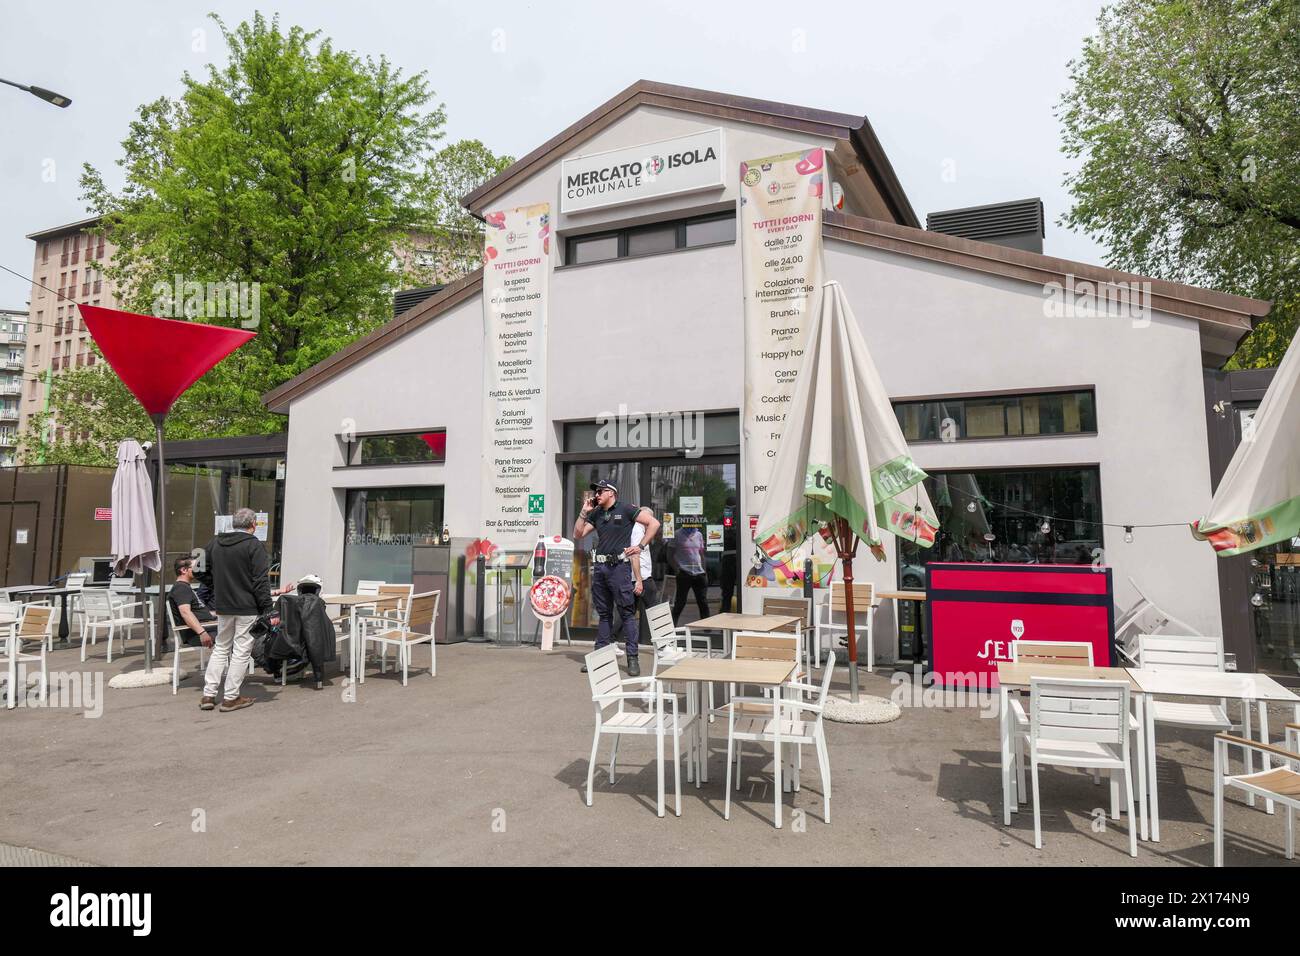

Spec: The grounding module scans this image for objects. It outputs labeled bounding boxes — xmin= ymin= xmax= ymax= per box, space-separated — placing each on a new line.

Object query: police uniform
xmin=585 ymin=499 xmax=641 ymax=656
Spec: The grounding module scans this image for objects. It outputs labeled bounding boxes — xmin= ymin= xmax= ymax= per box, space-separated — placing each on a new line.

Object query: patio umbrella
xmin=78 ymin=304 xmax=256 ymax=673
xmin=1193 ymin=330 xmax=1300 ymax=555
xmin=111 ymin=439 xmax=161 ymax=575
xmin=753 ymin=280 xmax=938 ymax=701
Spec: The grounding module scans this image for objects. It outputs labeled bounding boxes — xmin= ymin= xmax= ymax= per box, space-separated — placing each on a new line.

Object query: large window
xmin=342 ymin=486 xmax=444 ymax=591
xmin=565 ymin=211 xmax=736 ymax=266
xmin=894 ymin=390 xmax=1097 ymax=442
xmin=896 ymin=466 xmax=1104 ymax=588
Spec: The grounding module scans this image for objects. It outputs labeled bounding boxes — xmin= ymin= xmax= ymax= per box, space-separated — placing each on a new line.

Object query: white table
xmin=1124 ymin=667 xmax=1300 ymax=842
xmin=322 ymin=595 xmax=379 ymax=696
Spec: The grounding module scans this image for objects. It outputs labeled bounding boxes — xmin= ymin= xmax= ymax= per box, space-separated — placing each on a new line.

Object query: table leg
xmin=698 ymin=680 xmax=708 ymax=784
xmin=1133 ymin=693 xmax=1148 ymax=841
xmin=59 ymin=593 xmax=71 ymax=643
xmin=1243 ymin=704 xmax=1255 ymax=808
xmin=1258 ymin=701 xmax=1273 ymax=814
xmin=1000 ymin=685 xmax=1012 ymax=826
xmin=1144 ymin=691 xmax=1160 ymax=842
xmin=6 ymin=629 xmax=15 ymax=710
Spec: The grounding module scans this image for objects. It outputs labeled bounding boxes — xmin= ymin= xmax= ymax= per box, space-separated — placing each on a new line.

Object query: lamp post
xmin=0 ymin=77 xmax=72 ymax=108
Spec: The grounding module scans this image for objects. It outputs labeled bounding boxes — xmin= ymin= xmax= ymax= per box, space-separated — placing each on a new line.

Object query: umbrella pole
xmin=149 ymin=414 xmax=168 ymax=675
xmin=835 ymin=517 xmax=861 ymax=703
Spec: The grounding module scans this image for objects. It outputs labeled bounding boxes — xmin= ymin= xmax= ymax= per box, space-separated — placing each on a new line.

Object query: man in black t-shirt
xmin=169 ymin=556 xmax=217 ymax=648
xmin=573 ymin=478 xmax=660 ymax=676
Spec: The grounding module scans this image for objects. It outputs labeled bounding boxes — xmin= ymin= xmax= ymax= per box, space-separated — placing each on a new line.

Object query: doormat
xmin=824 ymin=694 xmax=901 ymax=724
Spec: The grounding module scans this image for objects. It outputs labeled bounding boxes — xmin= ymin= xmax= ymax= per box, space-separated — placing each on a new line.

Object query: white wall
xmin=280 ymin=104 xmax=1225 ymax=654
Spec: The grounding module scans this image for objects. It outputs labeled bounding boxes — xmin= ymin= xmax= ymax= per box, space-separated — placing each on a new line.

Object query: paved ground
xmin=1 ymin=641 xmax=1296 ymax=867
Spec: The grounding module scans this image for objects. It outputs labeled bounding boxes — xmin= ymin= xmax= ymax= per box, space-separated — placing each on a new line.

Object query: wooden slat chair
xmin=1027 ymin=677 xmax=1139 ymax=858
xmin=371 ymin=583 xmax=415 ymax=671
xmin=583 ymin=644 xmax=698 ymax=817
xmin=813 ymin=582 xmax=875 ymax=671
xmin=1213 ymin=725 xmax=1300 ymax=865
xmin=79 ymin=587 xmax=150 ymax=663
xmin=707 ymin=630 xmax=802 ymax=790
xmin=5 ymin=603 xmax=53 ymax=708
xmin=762 ymin=595 xmax=812 ymax=676
xmin=163 ymin=601 xmax=209 ymax=696
xmin=725 ymin=650 xmax=836 ymax=828
xmin=358 ymin=590 xmax=439 ymax=685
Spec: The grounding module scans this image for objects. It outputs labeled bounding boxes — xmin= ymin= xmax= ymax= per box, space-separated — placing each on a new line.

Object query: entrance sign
xmin=481 ymin=203 xmax=551 ymax=545
xmin=740 ymin=147 xmax=826 ymax=580
xmin=560 ymin=128 xmax=725 ymax=213
xmin=679 ymin=496 xmax=703 ymax=516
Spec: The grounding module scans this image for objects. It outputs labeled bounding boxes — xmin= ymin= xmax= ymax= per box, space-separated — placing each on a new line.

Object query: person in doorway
xmin=195 ymin=507 xmax=292 ymax=712
xmin=168 ymin=556 xmax=217 ymax=650
xmin=572 ymin=479 xmax=660 ymax=676
xmin=671 ymin=524 xmax=710 ymax=624
xmin=718 ymin=495 xmax=738 ymax=614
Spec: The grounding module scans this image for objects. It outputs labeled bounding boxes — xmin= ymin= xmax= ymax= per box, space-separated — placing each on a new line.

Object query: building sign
xmin=481 ymin=202 xmax=551 ymax=545
xmin=94 ymin=507 xmax=112 ymax=521
xmin=560 ymin=128 xmax=725 ymax=214
xmin=740 ymin=147 xmax=826 ymax=581
xmin=679 ymin=495 xmax=703 ymax=516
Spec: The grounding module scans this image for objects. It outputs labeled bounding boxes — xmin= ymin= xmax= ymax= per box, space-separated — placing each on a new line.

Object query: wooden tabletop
xmin=687 ymin=613 xmax=801 ymax=632
xmin=658 ymin=658 xmax=797 ymax=685
xmin=1124 ymin=667 xmax=1300 ymax=703
xmin=322 ymin=594 xmax=380 ymax=606
xmin=876 ymin=590 xmax=926 ymax=601
xmin=996 ymin=661 xmax=1139 ymax=690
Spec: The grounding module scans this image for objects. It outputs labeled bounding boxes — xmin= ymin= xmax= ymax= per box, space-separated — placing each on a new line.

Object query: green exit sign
xmin=528 ymin=494 xmax=545 ymax=514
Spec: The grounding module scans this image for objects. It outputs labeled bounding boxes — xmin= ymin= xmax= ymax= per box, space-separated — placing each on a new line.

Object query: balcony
xmin=0 ymin=408 xmax=20 ymax=423
xmin=60 ymin=253 xmax=68 ymax=267
xmin=6 ymin=330 xmax=26 ymax=344
xmin=1 ymin=359 xmax=21 ymax=372
xmin=0 ymin=383 xmax=21 ymax=396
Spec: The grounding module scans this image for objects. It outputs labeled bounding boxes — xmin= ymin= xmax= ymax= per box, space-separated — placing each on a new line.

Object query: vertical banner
xmin=740 ymin=148 xmax=826 ymax=587
xmin=481 ymin=203 xmax=552 ymax=545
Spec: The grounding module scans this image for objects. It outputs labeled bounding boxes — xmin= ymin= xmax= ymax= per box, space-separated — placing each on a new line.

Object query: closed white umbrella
xmin=754 ymin=280 xmax=938 ymax=701
xmin=112 ymin=439 xmax=160 ymax=674
xmin=1193 ymin=331 xmax=1300 ymax=554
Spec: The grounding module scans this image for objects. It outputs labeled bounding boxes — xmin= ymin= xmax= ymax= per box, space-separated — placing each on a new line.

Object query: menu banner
xmin=481 ymin=202 xmax=552 ymax=544
xmin=739 ymin=147 xmax=826 ymax=552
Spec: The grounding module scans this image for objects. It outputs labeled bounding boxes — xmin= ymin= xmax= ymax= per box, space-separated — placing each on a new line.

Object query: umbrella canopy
xmin=111 ymin=439 xmax=161 ymax=576
xmin=754 ymin=280 xmax=938 ymax=561
xmin=1193 ymin=330 xmax=1300 ymax=555
xmin=77 ymin=304 xmax=256 ymax=417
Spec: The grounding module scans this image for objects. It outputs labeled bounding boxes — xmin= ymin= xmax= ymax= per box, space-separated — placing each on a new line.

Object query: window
xmin=565 ymin=211 xmax=736 ymax=266
xmin=41 ymin=241 xmax=49 ymax=264
xmin=893 ymin=389 xmax=1097 ymax=443
xmin=344 ymin=429 xmax=447 ymax=467
xmin=896 ymin=466 xmax=1104 ymax=588
xmin=342 ymin=486 xmax=444 ymax=592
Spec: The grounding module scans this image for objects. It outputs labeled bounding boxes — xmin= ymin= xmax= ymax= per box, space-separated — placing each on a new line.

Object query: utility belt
xmin=592 ymin=553 xmax=626 ymax=565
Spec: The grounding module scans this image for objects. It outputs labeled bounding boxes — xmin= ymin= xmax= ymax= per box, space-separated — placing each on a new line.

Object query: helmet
xmin=297 ymin=573 xmax=322 ymax=594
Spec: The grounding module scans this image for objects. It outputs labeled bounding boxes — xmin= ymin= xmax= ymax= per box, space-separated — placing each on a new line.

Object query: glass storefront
xmin=341 ymin=486 xmax=444 ymax=593
xmin=897 ymin=466 xmax=1105 ymax=588
xmin=162 ymin=456 xmax=282 ymax=573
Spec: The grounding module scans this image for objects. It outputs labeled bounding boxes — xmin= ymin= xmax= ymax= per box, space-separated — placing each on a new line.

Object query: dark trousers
xmin=592 ymin=561 xmax=638 ymax=655
xmin=719 ymin=553 xmax=737 ymax=614
xmin=671 ymin=571 xmax=710 ymax=624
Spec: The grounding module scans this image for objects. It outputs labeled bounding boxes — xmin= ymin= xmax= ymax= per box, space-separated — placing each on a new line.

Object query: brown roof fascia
xmin=25 ymin=215 xmax=104 ymax=242
xmin=261 ymin=269 xmax=484 ymax=413
xmin=824 ymin=211 xmax=1270 ymax=349
xmin=460 ymin=80 xmax=919 ymax=227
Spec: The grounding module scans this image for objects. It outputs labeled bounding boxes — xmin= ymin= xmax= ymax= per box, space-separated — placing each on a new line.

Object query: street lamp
xmin=0 ymin=77 xmax=71 ymax=108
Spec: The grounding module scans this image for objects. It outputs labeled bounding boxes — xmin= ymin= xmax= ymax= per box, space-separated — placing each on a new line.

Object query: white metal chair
xmin=583 ymin=644 xmax=698 ymax=817
xmin=1026 ymin=677 xmax=1138 ymax=857
xmin=1135 ymin=634 xmax=1248 ymax=762
xmin=371 ymin=583 xmax=415 ymax=671
xmin=79 ymin=587 xmax=151 ymax=662
xmin=1114 ymin=576 xmax=1204 ymax=664
xmin=5 ymin=603 xmax=54 ymax=708
xmin=813 ymin=581 xmax=875 ymax=671
xmin=646 ymin=601 xmax=709 ymax=670
xmin=1213 ymin=725 xmax=1300 ymax=866
xmin=357 ymin=590 xmax=439 ymax=685
xmin=724 ymin=649 xmax=836 ymax=827
xmin=163 ymin=601 xmax=209 ymax=695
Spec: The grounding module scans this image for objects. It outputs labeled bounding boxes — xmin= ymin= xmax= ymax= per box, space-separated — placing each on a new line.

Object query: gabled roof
xmin=262 ymin=211 xmax=1270 ymax=412
xmin=460 ymin=80 xmax=919 ymax=228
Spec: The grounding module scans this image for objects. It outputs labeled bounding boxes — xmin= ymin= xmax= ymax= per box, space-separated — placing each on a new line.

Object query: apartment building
xmin=20 ymin=217 xmax=120 ymax=454
xmin=0 ymin=308 xmax=27 ymax=465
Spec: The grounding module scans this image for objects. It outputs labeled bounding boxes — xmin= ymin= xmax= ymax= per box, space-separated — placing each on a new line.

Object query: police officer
xmin=573 ymin=479 xmax=660 ymax=676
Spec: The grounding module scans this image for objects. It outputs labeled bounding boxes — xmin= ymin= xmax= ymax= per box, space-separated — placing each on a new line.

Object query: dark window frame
xmin=563 ymin=210 xmax=736 ymax=267
xmin=893 ymin=388 xmax=1098 ymax=443
xmin=338 ymin=427 xmax=448 ymax=469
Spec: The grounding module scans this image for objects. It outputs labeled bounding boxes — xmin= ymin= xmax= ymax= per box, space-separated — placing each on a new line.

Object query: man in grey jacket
xmin=196 ymin=507 xmax=274 ymax=712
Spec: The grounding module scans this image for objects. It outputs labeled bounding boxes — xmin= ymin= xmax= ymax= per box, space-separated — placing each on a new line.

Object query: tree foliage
xmin=29 ymin=12 xmax=510 ymax=462
xmin=1059 ymin=0 xmax=1300 ymax=367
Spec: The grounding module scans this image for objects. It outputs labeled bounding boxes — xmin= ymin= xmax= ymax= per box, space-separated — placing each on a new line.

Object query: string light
xmin=942 ymin=482 xmax=1189 ymax=535
xmin=1123 ymin=526 xmax=1134 ymax=544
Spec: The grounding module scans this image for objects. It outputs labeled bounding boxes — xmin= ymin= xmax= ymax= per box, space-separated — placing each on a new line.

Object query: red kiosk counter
xmin=924 ymin=563 xmax=1116 ymax=688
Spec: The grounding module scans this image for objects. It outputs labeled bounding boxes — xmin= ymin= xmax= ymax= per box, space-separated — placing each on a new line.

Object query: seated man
xmin=169 ymin=556 xmax=217 ymax=648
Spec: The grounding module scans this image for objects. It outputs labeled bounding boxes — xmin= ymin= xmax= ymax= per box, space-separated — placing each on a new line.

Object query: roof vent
xmin=926 ymin=198 xmax=1044 ymax=253
xmin=393 ymin=285 xmax=444 ymax=318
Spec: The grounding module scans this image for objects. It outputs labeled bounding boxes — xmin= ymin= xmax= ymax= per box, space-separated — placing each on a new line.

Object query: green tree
xmin=1059 ymin=0 xmax=1300 ymax=367
xmin=32 ymin=12 xmax=509 ymax=462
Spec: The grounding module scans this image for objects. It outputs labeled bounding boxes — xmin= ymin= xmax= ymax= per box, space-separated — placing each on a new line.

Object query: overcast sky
xmin=0 ymin=0 xmax=1110 ymax=307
